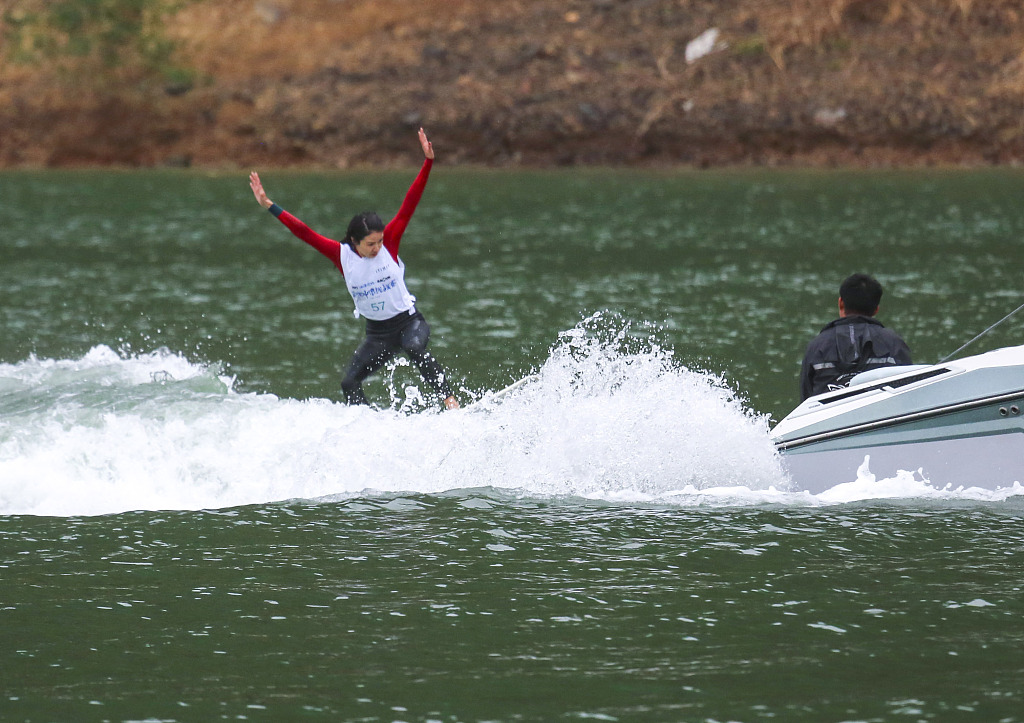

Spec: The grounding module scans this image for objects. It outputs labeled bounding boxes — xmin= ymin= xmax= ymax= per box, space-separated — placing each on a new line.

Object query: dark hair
xmin=345 ymin=212 xmax=384 ymax=246
xmin=840 ymin=273 xmax=883 ymax=316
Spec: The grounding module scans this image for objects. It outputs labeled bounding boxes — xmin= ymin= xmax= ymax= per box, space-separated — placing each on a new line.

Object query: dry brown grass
xmin=750 ymin=0 xmax=1021 ymax=67
xmin=168 ymin=0 xmax=483 ymax=78
xmin=3 ymin=0 xmax=1024 ymax=167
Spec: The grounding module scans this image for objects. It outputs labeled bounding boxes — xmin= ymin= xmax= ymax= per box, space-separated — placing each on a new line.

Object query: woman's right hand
xmin=249 ymin=171 xmax=273 ymax=209
xmin=418 ymin=128 xmax=434 ymax=160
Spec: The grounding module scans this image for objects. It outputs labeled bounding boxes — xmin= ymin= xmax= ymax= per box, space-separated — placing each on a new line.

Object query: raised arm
xmin=250 ymin=170 xmax=344 ymax=273
xmin=249 ymin=171 xmax=273 ymax=209
xmin=418 ymin=126 xmax=434 ymax=161
xmin=383 ymin=128 xmax=435 ymax=258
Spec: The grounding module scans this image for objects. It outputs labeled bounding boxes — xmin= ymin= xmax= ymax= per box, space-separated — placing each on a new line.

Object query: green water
xmin=3 ymin=168 xmax=1024 ymax=721
xmin=4 ymin=503 xmax=1024 ymax=721
xmin=6 ymin=168 xmax=1024 ymax=416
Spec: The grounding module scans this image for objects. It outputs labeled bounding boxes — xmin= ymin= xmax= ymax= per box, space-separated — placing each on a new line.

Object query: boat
xmin=771 ymin=344 xmax=1024 ymax=493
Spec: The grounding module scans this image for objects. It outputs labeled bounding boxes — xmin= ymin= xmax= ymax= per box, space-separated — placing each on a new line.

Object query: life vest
xmin=339 ymin=243 xmax=416 ymax=320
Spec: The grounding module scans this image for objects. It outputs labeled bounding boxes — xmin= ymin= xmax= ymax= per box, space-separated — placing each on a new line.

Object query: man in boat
xmin=800 ymin=273 xmax=912 ymax=400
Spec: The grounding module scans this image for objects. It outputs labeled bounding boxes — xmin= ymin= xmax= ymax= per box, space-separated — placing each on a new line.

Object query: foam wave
xmin=1 ymin=320 xmax=1020 ymax=517
xmin=0 ymin=344 xmax=211 ymax=387
xmin=814 ymin=456 xmax=1024 ymax=504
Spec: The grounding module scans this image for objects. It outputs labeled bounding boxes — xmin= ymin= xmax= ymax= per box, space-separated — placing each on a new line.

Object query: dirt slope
xmin=2 ymin=0 xmax=1024 ymax=168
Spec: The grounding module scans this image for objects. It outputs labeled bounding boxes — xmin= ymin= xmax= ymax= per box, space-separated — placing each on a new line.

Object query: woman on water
xmin=248 ymin=128 xmax=459 ymax=410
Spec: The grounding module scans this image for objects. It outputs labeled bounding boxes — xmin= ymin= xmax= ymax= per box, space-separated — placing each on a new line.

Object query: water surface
xmin=3 ymin=168 xmax=1024 ymax=721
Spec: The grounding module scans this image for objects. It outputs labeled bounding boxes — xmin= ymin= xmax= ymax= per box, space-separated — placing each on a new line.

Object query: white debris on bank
xmin=814 ymin=107 xmax=848 ymax=127
xmin=686 ymin=28 xmax=727 ymax=64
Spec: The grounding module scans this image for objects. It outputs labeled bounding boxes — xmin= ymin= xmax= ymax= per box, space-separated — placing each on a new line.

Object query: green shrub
xmin=732 ymin=35 xmax=766 ymax=57
xmin=3 ymin=0 xmax=195 ymax=82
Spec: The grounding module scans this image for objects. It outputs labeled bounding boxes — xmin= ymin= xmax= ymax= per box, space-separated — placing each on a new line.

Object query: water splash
xmin=449 ymin=312 xmax=786 ymax=499
xmin=814 ymin=455 xmax=1024 ymax=504
xmin=0 ymin=318 xmax=1018 ymax=517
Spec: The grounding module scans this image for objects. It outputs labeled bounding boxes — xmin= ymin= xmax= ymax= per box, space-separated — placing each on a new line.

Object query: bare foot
xmin=444 ymin=396 xmax=460 ymax=410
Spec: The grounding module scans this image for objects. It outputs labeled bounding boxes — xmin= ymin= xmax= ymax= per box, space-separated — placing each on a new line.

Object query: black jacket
xmin=800 ymin=315 xmax=912 ymax=401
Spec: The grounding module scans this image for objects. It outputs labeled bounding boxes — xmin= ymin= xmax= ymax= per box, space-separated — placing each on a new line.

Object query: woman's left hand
xmin=418 ymin=127 xmax=434 ymax=160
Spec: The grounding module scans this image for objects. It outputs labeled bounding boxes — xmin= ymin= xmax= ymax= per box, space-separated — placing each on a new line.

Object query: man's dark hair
xmin=840 ymin=273 xmax=884 ymax=316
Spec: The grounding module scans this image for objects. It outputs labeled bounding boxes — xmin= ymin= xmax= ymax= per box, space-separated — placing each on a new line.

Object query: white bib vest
xmin=339 ymin=244 xmax=416 ymax=320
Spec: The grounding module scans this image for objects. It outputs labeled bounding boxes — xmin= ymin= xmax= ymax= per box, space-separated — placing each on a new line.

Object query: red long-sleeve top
xmin=268 ymin=158 xmax=433 ymax=273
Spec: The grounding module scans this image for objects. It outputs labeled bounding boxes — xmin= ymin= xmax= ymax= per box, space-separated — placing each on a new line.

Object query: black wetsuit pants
xmin=341 ymin=310 xmax=453 ymax=405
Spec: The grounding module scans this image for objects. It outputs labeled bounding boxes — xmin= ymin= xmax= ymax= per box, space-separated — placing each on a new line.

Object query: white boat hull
xmin=772 ymin=345 xmax=1024 ymax=494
